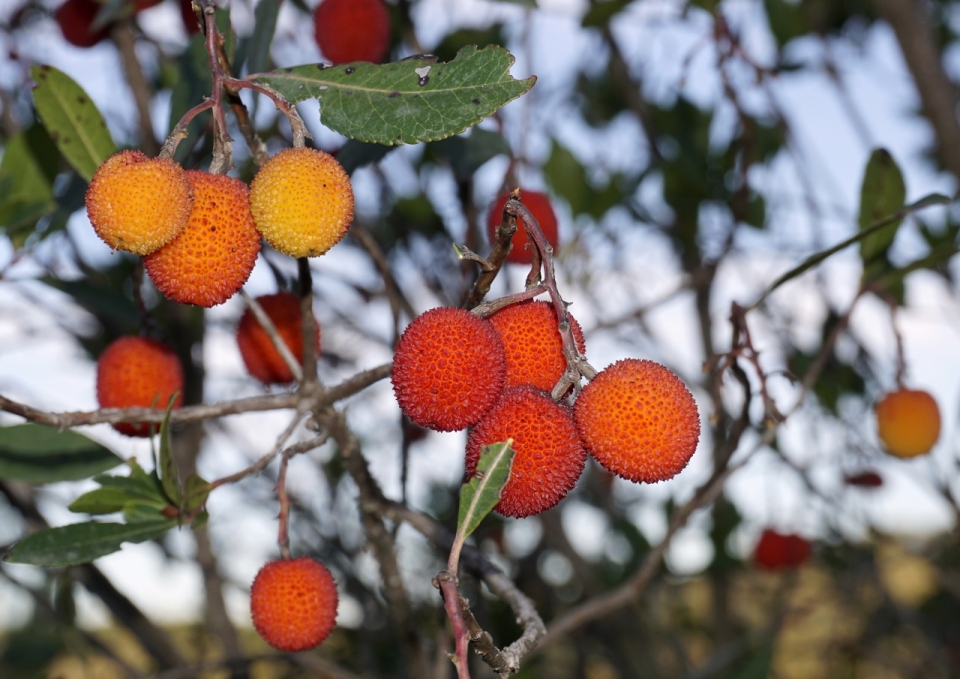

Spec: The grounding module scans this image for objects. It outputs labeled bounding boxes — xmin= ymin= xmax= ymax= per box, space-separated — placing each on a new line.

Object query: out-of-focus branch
xmin=871 ymin=0 xmax=960 ymax=183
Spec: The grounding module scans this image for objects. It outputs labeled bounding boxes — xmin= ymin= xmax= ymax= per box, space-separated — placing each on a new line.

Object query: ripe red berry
xmin=313 ymin=0 xmax=391 ymax=65
xmin=392 ymin=307 xmax=506 ymax=432
xmin=752 ymin=529 xmax=811 ymax=571
xmin=236 ymin=293 xmax=320 ymax=385
xmin=488 ymin=301 xmax=586 ymax=392
xmin=487 ymin=190 xmax=560 ymax=265
xmin=574 ymin=359 xmax=700 ymax=484
xmin=56 ymin=0 xmax=111 ymax=48
xmin=96 ymin=336 xmax=184 ymax=437
xmin=465 ymin=386 xmax=586 ymax=518
xmin=844 ymin=470 xmax=883 ymax=488
xmin=250 ymin=557 xmax=338 ymax=652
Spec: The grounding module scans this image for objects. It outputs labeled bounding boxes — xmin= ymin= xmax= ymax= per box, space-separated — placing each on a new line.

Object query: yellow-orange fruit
xmin=465 ymin=386 xmax=586 ymax=518
xmin=487 ymin=190 xmax=559 ymax=265
xmin=574 ymin=358 xmax=700 ymax=483
xmin=488 ymin=301 xmax=586 ymax=392
xmin=875 ymin=388 xmax=941 ymax=458
xmin=144 ymin=171 xmax=261 ymax=308
xmin=85 ymin=150 xmax=193 ymax=255
xmin=391 ymin=307 xmax=506 ymax=432
xmin=250 ymin=556 xmax=338 ymax=652
xmin=96 ymin=336 xmax=184 ymax=437
xmin=249 ymin=148 xmax=354 ymax=258
xmin=236 ymin=292 xmax=320 ymax=385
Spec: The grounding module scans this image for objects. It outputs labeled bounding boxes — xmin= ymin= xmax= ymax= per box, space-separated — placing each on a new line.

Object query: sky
xmin=0 ymin=0 xmax=958 ymax=634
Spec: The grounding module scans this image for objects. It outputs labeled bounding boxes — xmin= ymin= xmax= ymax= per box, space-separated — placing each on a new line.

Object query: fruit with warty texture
xmin=313 ymin=0 xmax=391 ymax=65
xmin=250 ymin=556 xmax=338 ymax=652
xmin=236 ymin=292 xmax=320 ymax=385
xmin=753 ymin=529 xmax=812 ymax=571
xmin=96 ymin=336 xmax=184 ymax=437
xmin=574 ymin=358 xmax=700 ymax=483
xmin=391 ymin=307 xmax=506 ymax=432
xmin=56 ymin=0 xmax=111 ymax=47
xmin=144 ymin=171 xmax=261 ymax=308
xmin=488 ymin=300 xmax=586 ymax=392
xmin=487 ymin=190 xmax=560 ymax=265
xmin=875 ymin=388 xmax=941 ymax=459
xmin=465 ymin=386 xmax=586 ymax=518
xmin=85 ymin=150 xmax=193 ymax=255
xmin=249 ymin=147 xmax=354 ymax=258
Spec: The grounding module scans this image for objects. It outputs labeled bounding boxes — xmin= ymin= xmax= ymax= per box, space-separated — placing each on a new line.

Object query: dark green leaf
xmin=182 ymin=474 xmax=211 ymax=514
xmin=489 ymin=0 xmax=536 ymax=6
xmin=157 ymin=397 xmax=181 ymax=506
xmin=30 ymin=64 xmax=116 ymax=181
xmin=250 ymin=46 xmax=536 ymax=145
xmin=336 ymin=139 xmax=395 ymax=175
xmin=433 ymin=26 xmax=505 ymax=64
xmin=68 ymin=487 xmax=132 ymax=515
xmin=859 ymin=149 xmax=906 ymax=276
xmin=238 ymin=0 xmax=280 ymax=74
xmin=0 ymin=424 xmax=122 ymax=484
xmin=0 ymin=125 xmax=57 ymax=239
xmin=545 ymin=141 xmax=623 ymax=219
xmin=169 ymin=35 xmax=214 ymax=163
xmin=4 ymin=520 xmax=176 ymax=567
xmin=457 ymin=440 xmax=515 ymax=541
xmin=428 ymin=129 xmax=510 ymax=180
xmin=94 ymin=460 xmax=167 ymax=504
xmin=122 ymin=500 xmax=170 ymax=525
xmin=191 ymin=510 xmax=210 ymax=531
xmin=582 ymin=0 xmax=634 ymax=28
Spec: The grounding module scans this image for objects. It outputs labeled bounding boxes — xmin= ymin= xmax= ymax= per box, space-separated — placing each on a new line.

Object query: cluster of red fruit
xmin=96 ymin=292 xmax=317 ymax=436
xmin=391 ymin=301 xmax=702 ymax=518
xmin=85 ymin=147 xmax=354 ymax=308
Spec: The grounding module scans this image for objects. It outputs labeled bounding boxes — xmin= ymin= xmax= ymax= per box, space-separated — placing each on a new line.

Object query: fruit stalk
xmin=298 ymin=258 xmax=320 ymax=389
xmin=434 ymin=570 xmax=473 ymax=679
xmin=275 ymin=452 xmax=292 ymax=560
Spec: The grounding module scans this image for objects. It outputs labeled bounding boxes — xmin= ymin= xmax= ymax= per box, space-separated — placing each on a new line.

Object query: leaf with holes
xmin=249 ymin=46 xmax=536 ymax=145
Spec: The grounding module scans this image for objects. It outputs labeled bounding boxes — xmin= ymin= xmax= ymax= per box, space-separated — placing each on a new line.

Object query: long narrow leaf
xmin=456 ymin=439 xmax=515 ymax=542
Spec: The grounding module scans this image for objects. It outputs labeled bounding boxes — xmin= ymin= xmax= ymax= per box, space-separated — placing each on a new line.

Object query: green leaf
xmin=4 ymin=520 xmax=176 ymax=567
xmin=122 ymin=500 xmax=170 ymax=525
xmin=0 ymin=125 xmax=57 ymax=240
xmin=191 ymin=510 xmax=209 ymax=531
xmin=182 ymin=474 xmax=211 ymax=514
xmin=250 ymin=45 xmax=536 ymax=145
xmin=582 ymin=0 xmax=634 ymax=28
xmin=68 ymin=487 xmax=132 ymax=515
xmin=457 ymin=440 xmax=515 ymax=541
xmin=169 ymin=35 xmax=214 ymax=163
xmin=157 ymin=396 xmax=181 ymax=506
xmin=238 ymin=0 xmax=280 ymax=75
xmin=859 ymin=149 xmax=906 ymax=280
xmin=30 ymin=64 xmax=116 ymax=181
xmin=428 ymin=128 xmax=510 ymax=180
xmin=94 ymin=459 xmax=167 ymax=504
xmin=336 ymin=139 xmax=395 ymax=175
xmin=545 ymin=140 xmax=623 ymax=219
xmin=0 ymin=424 xmax=122 ymax=484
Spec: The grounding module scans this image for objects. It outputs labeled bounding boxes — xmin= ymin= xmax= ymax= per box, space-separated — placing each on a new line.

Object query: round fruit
xmin=753 ymin=529 xmax=811 ymax=571
xmin=487 ymin=190 xmax=560 ymax=265
xmin=875 ymin=388 xmax=941 ymax=458
xmin=250 ymin=556 xmax=338 ymax=652
xmin=86 ymin=150 xmax=193 ymax=255
xmin=488 ymin=300 xmax=586 ymax=392
xmin=465 ymin=386 xmax=586 ymax=518
xmin=313 ymin=0 xmax=390 ymax=65
xmin=249 ymin=148 xmax=354 ymax=258
xmin=144 ymin=171 xmax=261 ymax=308
xmin=574 ymin=358 xmax=700 ymax=483
xmin=96 ymin=336 xmax=184 ymax=437
xmin=391 ymin=307 xmax=506 ymax=432
xmin=236 ymin=292 xmax=320 ymax=385
xmin=56 ymin=0 xmax=112 ymax=48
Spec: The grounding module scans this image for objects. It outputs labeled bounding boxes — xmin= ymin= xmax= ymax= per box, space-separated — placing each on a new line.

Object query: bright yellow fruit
xmin=875 ymin=388 xmax=941 ymax=458
xmin=249 ymin=147 xmax=354 ymax=258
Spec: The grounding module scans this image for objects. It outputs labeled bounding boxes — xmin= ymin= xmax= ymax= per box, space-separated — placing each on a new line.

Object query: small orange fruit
xmin=488 ymin=300 xmax=586 ymax=392
xmin=250 ymin=556 xmax=338 ymax=652
xmin=875 ymin=388 xmax=941 ymax=458
xmin=313 ymin=0 xmax=391 ymax=65
xmin=236 ymin=292 xmax=320 ymax=385
xmin=487 ymin=190 xmax=560 ymax=265
xmin=574 ymin=359 xmax=700 ymax=483
xmin=465 ymin=386 xmax=586 ymax=518
xmin=752 ymin=529 xmax=811 ymax=571
xmin=144 ymin=171 xmax=261 ymax=308
xmin=96 ymin=336 xmax=184 ymax=437
xmin=86 ymin=150 xmax=193 ymax=255
xmin=391 ymin=307 xmax=506 ymax=432
xmin=249 ymin=148 xmax=354 ymax=258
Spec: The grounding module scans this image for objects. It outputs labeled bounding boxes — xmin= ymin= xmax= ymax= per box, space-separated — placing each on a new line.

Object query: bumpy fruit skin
xmin=96 ymin=337 xmax=184 ymax=437
xmin=249 ymin=148 xmax=354 ymax=258
xmin=487 ymin=190 xmax=560 ymax=265
xmin=236 ymin=293 xmax=320 ymax=385
xmin=488 ymin=301 xmax=586 ymax=392
xmin=465 ymin=386 xmax=586 ymax=518
xmin=250 ymin=557 xmax=338 ymax=652
xmin=144 ymin=171 xmax=261 ymax=308
xmin=86 ymin=150 xmax=193 ymax=255
xmin=56 ymin=0 xmax=111 ymax=48
xmin=391 ymin=307 xmax=506 ymax=432
xmin=753 ymin=529 xmax=811 ymax=571
xmin=875 ymin=388 xmax=941 ymax=458
xmin=574 ymin=359 xmax=700 ymax=483
xmin=313 ymin=0 xmax=390 ymax=65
